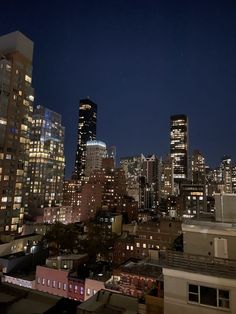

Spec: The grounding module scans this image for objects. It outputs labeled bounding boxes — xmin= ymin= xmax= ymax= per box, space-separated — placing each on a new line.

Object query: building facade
xmin=0 ymin=31 xmax=34 ymax=233
xmin=85 ymin=140 xmax=107 ymax=178
xmin=191 ymin=150 xmax=206 ymax=185
xmin=73 ymin=99 xmax=97 ymax=180
xmin=170 ymin=114 xmax=189 ymax=183
xmin=28 ymin=105 xmax=65 ymax=214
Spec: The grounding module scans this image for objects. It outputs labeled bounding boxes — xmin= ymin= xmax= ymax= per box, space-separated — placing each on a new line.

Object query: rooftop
xmin=115 ymin=259 xmax=163 ymax=279
xmin=0 ymin=31 xmax=33 ymax=61
xmin=78 ymin=289 xmax=138 ymax=314
xmin=49 ymin=254 xmax=87 ymax=261
xmin=0 ymin=283 xmax=60 ymax=314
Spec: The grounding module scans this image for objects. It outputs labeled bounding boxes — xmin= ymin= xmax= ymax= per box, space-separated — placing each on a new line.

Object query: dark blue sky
xmin=1 ymin=0 xmax=236 ymax=177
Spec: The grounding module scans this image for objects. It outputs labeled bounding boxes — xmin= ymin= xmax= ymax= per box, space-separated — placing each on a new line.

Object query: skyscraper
xmin=191 ymin=150 xmax=206 ymax=185
xmin=85 ymin=140 xmax=107 ymax=178
xmin=170 ymin=114 xmax=189 ymax=183
xmin=28 ymin=105 xmax=65 ymax=213
xmin=73 ymin=99 xmax=97 ymax=180
xmin=160 ymin=155 xmax=174 ymax=198
xmin=0 ymin=31 xmax=34 ymax=233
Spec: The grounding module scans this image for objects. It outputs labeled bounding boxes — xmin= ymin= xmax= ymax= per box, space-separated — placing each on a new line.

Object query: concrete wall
xmin=183 ymin=230 xmax=236 ymax=259
xmin=215 ymin=194 xmax=236 ymax=223
xmin=163 ymin=268 xmax=236 ymax=314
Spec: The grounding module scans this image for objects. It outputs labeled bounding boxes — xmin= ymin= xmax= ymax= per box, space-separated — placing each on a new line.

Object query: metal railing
xmin=165 ymin=251 xmax=236 ymax=279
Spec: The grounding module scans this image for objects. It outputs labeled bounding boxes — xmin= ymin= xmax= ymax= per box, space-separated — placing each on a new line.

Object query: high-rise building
xmin=170 ymin=114 xmax=189 ymax=182
xmin=107 ymin=145 xmax=116 ymax=165
xmin=28 ymin=105 xmax=65 ymax=213
xmin=79 ymin=158 xmax=138 ymax=222
xmin=120 ymin=154 xmax=159 ymax=208
xmin=191 ymin=150 xmax=206 ymax=185
xmin=160 ymin=155 xmax=174 ymax=198
xmin=73 ymin=99 xmax=97 ymax=180
xmin=141 ymin=154 xmax=159 ymax=208
xmin=85 ymin=140 xmax=107 ymax=178
xmin=220 ymin=156 xmax=233 ymax=193
xmin=0 ymin=31 xmax=34 ymax=233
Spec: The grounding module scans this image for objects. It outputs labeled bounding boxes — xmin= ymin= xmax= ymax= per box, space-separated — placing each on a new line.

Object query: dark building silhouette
xmin=73 ymin=99 xmax=97 ymax=180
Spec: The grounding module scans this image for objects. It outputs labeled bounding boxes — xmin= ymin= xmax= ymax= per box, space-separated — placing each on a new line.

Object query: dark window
xmin=188 ymin=284 xmax=230 ymax=309
xmin=189 ymin=284 xmax=199 ymax=302
xmin=219 ymin=289 xmax=230 ymax=309
xmin=200 ymin=286 xmax=217 ymax=307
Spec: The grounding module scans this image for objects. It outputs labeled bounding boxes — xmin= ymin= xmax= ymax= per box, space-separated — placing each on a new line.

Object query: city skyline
xmin=1 ymin=1 xmax=236 ymax=177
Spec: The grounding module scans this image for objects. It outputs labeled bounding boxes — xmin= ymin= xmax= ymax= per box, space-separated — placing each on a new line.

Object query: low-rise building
xmin=113 ymin=258 xmax=163 ymax=299
xmin=77 ymin=289 xmax=138 ymax=314
xmin=35 ymin=254 xmax=88 ymax=298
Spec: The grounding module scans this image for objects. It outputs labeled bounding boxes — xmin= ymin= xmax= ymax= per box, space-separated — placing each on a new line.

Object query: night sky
xmin=1 ymin=0 xmax=236 ymax=178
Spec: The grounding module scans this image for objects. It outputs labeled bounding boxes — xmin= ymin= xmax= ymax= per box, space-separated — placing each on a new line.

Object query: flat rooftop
xmin=49 ymin=254 xmax=87 ymax=261
xmin=0 ymin=31 xmax=33 ymax=61
xmin=115 ymin=259 xmax=163 ymax=279
xmin=0 ymin=283 xmax=60 ymax=314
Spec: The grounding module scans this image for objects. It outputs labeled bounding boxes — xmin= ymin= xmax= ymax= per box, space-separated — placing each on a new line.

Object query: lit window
xmin=25 ymin=75 xmax=32 ymax=83
xmin=0 ymin=119 xmax=7 ymax=125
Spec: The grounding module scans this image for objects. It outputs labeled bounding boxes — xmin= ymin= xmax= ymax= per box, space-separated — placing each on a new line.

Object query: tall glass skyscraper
xmin=73 ymin=99 xmax=97 ymax=180
xmin=28 ymin=105 xmax=65 ymax=214
xmin=0 ymin=31 xmax=34 ymax=233
xmin=170 ymin=114 xmax=189 ymax=182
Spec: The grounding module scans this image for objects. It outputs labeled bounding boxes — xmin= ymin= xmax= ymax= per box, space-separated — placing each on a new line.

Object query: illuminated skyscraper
xmin=0 ymin=31 xmax=34 ymax=233
xmin=170 ymin=114 xmax=189 ymax=182
xmin=28 ymin=105 xmax=65 ymax=213
xmin=85 ymin=140 xmax=107 ymax=178
xmin=73 ymin=99 xmax=97 ymax=180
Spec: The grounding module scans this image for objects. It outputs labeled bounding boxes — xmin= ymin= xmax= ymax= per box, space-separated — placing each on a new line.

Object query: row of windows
xmin=37 ymin=277 xmax=67 ymax=290
xmin=188 ymin=284 xmax=230 ymax=309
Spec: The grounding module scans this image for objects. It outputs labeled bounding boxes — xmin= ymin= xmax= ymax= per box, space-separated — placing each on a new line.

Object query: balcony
xmin=165 ymin=250 xmax=236 ymax=279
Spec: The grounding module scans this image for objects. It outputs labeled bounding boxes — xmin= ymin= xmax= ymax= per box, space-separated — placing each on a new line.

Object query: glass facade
xmin=28 ymin=105 xmax=65 ymax=213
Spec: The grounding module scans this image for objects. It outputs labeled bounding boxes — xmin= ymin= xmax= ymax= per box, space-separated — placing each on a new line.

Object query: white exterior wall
xmin=163 ymin=268 xmax=236 ymax=314
xmin=3 ymin=275 xmax=35 ymax=289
